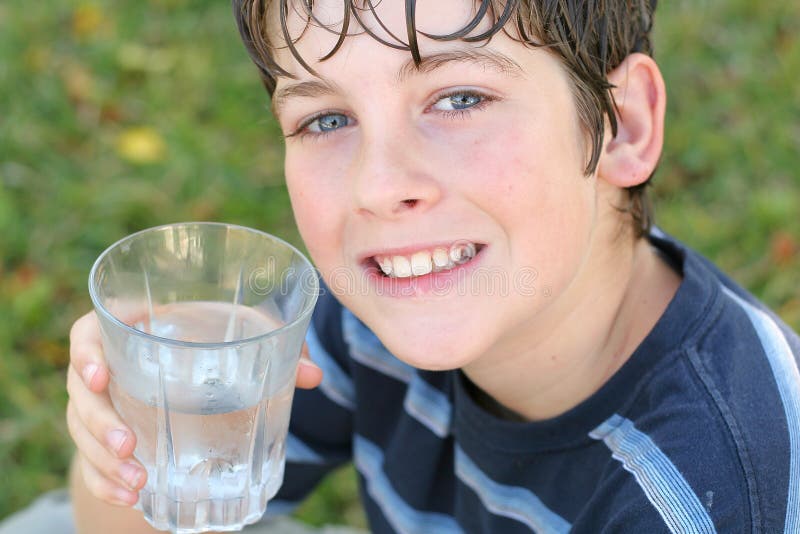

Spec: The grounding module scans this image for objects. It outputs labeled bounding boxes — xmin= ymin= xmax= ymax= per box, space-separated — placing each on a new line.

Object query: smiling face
xmin=270 ymin=1 xmax=617 ymax=372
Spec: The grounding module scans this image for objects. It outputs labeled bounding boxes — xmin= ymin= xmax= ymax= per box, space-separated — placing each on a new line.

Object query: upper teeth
xmin=375 ymin=243 xmax=478 ymax=278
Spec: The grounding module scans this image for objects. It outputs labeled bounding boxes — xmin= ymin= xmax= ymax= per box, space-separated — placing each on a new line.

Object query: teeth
xmin=375 ymin=243 xmax=480 ymax=278
xmin=378 ymin=257 xmax=393 ymax=276
xmin=463 ymin=243 xmax=477 ymax=259
xmin=411 ymin=252 xmax=433 ymax=276
xmin=432 ymin=248 xmax=449 ymax=268
xmin=449 ymin=246 xmax=461 ymax=263
xmin=392 ymin=256 xmax=412 ymax=278
xmin=450 ymin=242 xmax=476 ymax=264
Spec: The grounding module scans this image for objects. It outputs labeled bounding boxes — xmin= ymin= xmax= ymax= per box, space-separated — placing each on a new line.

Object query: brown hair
xmin=232 ymin=0 xmax=658 ymax=237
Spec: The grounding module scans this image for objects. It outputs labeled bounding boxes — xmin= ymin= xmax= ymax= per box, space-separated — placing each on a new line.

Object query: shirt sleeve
xmin=268 ymin=287 xmax=356 ymax=513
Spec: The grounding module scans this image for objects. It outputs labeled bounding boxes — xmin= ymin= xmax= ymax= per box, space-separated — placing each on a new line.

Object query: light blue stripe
xmin=286 ymin=433 xmax=325 ymax=465
xmin=305 ymin=323 xmax=356 ymax=410
xmin=722 ymin=286 xmax=800 ymax=533
xmin=342 ymin=310 xmax=414 ymax=383
xmin=455 ymin=446 xmax=571 ymax=533
xmin=354 ymin=435 xmax=463 ymax=534
xmin=590 ymin=414 xmax=716 ymax=533
xmin=349 ymin=346 xmax=414 ymax=382
xmin=403 ymin=375 xmax=452 ymax=438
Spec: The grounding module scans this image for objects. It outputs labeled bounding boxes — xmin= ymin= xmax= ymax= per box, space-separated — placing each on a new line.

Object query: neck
xmin=462 ymin=231 xmax=681 ymax=422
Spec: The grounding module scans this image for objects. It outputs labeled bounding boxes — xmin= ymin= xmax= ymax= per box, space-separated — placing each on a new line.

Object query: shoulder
xmin=687 ymin=274 xmax=800 ymax=532
xmin=579 ymin=232 xmax=800 ymax=532
xmin=648 ymin=233 xmax=800 ymax=468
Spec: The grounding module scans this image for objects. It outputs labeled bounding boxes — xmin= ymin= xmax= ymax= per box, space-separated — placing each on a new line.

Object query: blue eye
xmin=308 ymin=113 xmax=349 ymax=133
xmin=433 ymin=92 xmax=483 ymax=111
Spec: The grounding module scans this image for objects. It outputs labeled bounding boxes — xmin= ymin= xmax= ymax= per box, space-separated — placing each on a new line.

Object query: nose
xmin=350 ymin=130 xmax=442 ymax=219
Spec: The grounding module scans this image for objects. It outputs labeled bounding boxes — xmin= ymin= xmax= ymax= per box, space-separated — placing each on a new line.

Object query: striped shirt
xmin=269 ymin=231 xmax=800 ymax=533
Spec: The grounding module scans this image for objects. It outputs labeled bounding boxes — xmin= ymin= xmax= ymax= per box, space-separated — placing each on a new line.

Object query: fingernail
xmin=120 ymin=463 xmax=143 ymax=489
xmin=299 ymin=358 xmax=319 ymax=370
xmin=82 ymin=364 xmax=98 ymax=386
xmin=106 ymin=429 xmax=128 ymax=455
xmin=113 ymin=486 xmax=137 ymax=506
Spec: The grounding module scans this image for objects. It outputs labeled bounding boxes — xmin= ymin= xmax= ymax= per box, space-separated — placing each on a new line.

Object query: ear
xmin=596 ymin=53 xmax=666 ymax=187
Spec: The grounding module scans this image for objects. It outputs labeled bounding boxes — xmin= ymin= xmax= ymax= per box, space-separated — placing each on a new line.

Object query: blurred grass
xmin=0 ymin=0 xmax=798 ymax=526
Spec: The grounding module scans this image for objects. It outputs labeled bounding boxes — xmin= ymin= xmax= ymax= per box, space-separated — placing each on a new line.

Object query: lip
xmin=361 ymin=244 xmax=488 ymax=298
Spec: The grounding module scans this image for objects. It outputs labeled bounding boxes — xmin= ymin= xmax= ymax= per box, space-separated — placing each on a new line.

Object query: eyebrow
xmin=397 ymin=49 xmax=524 ymax=82
xmin=271 ymin=79 xmax=340 ymax=116
xmin=270 ymin=49 xmax=524 ymax=116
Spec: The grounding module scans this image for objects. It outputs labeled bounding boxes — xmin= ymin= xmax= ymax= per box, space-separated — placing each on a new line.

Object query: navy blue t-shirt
xmin=268 ymin=231 xmax=800 ymax=533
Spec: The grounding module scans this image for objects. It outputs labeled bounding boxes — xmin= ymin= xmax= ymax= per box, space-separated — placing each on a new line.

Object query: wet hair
xmin=232 ymin=0 xmax=658 ymax=237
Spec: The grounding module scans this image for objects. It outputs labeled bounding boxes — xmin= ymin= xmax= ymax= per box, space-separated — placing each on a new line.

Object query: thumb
xmin=69 ymin=311 xmax=110 ymax=393
xmin=296 ymin=344 xmax=322 ymax=389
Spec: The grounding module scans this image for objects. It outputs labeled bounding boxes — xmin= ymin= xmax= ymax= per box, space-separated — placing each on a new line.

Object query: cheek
xmin=284 ymin=155 xmax=343 ymax=268
xmin=284 ymin=160 xmax=313 ymax=233
xmin=459 ymin=122 xmax=590 ymax=212
xmin=458 ymin=120 xmax=596 ymax=276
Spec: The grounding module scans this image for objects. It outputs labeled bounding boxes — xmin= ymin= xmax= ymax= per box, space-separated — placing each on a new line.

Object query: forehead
xmin=271 ymin=0 xmax=511 ymax=72
xmin=286 ymin=0 xmax=491 ymax=34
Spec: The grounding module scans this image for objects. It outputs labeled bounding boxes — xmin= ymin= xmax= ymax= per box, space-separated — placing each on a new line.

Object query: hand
xmin=65 ymin=310 xmax=323 ymax=506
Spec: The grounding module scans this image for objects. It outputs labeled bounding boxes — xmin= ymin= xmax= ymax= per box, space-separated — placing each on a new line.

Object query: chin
xmin=375 ymin=326 xmax=485 ymax=372
xmin=339 ymin=286 xmax=506 ymax=372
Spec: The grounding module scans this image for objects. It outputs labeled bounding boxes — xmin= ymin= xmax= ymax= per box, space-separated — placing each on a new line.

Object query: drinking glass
xmin=89 ymin=222 xmax=319 ymax=533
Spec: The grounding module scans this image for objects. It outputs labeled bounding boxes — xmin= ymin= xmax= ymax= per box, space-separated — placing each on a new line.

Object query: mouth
xmin=365 ymin=241 xmax=486 ymax=279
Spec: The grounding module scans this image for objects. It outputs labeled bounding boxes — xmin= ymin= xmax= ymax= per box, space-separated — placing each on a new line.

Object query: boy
xmin=65 ymin=0 xmax=800 ymax=532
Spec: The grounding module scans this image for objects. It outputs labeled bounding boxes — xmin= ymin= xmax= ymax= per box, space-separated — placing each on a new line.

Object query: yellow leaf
xmin=72 ymin=4 xmax=103 ymax=38
xmin=116 ymin=127 xmax=166 ymax=164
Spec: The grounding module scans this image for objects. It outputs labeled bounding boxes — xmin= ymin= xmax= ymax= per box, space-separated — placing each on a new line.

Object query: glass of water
xmin=89 ymin=222 xmax=319 ymax=533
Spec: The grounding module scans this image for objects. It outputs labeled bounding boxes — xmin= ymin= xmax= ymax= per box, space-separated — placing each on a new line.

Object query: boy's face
xmin=272 ymin=1 xmax=607 ymax=371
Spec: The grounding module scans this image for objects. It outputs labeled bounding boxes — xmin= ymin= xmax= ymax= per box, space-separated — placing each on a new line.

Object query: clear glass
xmin=89 ymin=222 xmax=319 ymax=533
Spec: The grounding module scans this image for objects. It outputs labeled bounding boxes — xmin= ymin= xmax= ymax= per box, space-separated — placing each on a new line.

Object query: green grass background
xmin=0 ymin=0 xmax=798 ymax=527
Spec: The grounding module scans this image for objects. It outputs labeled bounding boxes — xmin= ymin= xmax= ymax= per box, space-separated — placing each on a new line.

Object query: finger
xmin=77 ymin=453 xmax=140 ymax=507
xmin=66 ymin=401 xmax=147 ymax=492
xmin=69 ymin=311 xmax=110 ymax=393
xmin=296 ymin=356 xmax=323 ymax=389
xmin=66 ymin=365 xmax=137 ymax=459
